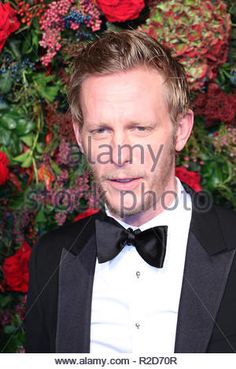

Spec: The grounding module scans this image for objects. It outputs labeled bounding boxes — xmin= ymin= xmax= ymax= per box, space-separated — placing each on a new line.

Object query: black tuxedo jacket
xmin=25 ymin=191 xmax=236 ymax=353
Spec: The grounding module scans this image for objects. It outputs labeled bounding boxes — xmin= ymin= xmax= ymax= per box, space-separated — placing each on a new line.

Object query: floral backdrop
xmin=0 ymin=0 xmax=236 ymax=352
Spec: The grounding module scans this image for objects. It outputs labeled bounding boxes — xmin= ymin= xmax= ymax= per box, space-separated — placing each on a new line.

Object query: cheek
xmin=143 ymin=139 xmax=174 ymax=174
xmin=82 ymin=138 xmax=101 ymax=164
xmin=142 ymin=144 xmax=164 ymax=170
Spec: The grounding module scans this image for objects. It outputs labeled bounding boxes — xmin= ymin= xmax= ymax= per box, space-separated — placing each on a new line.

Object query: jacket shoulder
xmin=30 ymin=213 xmax=98 ymax=273
xmin=215 ymin=206 xmax=236 ymax=251
xmin=215 ymin=205 xmax=236 ymax=221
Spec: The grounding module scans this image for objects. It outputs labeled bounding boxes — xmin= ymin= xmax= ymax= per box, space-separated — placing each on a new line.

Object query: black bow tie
xmin=95 ymin=214 xmax=168 ymax=268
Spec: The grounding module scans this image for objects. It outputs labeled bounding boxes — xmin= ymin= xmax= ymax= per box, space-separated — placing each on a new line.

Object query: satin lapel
xmin=175 ymin=205 xmax=235 ymax=353
xmin=55 ymin=235 xmax=96 ymax=353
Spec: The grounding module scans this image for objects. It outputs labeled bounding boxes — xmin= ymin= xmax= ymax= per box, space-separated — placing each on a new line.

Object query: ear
xmin=73 ymin=121 xmax=84 ymax=154
xmin=175 ymin=110 xmax=194 ymax=152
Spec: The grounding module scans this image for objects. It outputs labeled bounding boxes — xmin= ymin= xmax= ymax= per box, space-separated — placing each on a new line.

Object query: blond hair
xmin=68 ymin=30 xmax=190 ymax=127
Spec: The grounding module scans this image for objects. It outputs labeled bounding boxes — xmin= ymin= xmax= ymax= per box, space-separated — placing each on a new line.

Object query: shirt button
xmin=136 ymin=271 xmax=141 ymax=278
xmin=135 ymin=323 xmax=140 ymax=329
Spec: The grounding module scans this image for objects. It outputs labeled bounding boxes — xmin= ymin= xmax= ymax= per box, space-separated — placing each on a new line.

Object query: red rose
xmin=0 ymin=151 xmax=9 ymax=165
xmin=0 ymin=151 xmax=10 ymax=185
xmin=175 ymin=167 xmax=202 ymax=192
xmin=96 ymin=0 xmax=145 ymax=22
xmin=0 ymin=2 xmax=20 ymax=52
xmin=2 ymin=242 xmax=32 ymax=293
xmin=74 ymin=208 xmax=100 ymax=222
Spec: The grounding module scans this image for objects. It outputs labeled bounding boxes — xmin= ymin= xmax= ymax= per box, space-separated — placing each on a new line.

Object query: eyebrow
xmin=86 ymin=122 xmax=112 ymax=129
xmin=127 ymin=121 xmax=156 ymax=126
xmin=85 ymin=121 xmax=157 ymax=127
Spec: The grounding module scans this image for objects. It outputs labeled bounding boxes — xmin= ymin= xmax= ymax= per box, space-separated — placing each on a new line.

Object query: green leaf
xmin=0 ymin=127 xmax=11 ymax=145
xmin=22 ymin=28 xmax=39 ymax=55
xmin=0 ymin=71 xmax=13 ymax=94
xmin=10 ymin=135 xmax=23 ymax=156
xmin=41 ymin=86 xmax=60 ymax=102
xmin=51 ymin=161 xmax=61 ymax=175
xmin=21 ymin=154 xmax=33 ymax=168
xmin=0 ymin=295 xmax=12 ymax=308
xmin=4 ymin=325 xmax=16 ymax=335
xmin=0 ymin=114 xmax=17 ymax=130
xmin=35 ymin=208 xmax=47 ymax=223
xmin=32 ymin=28 xmax=39 ymax=50
xmin=13 ymin=150 xmax=31 ymax=163
xmin=33 ymin=73 xmax=61 ymax=102
xmin=22 ymin=32 xmax=32 ymax=54
xmin=15 ymin=119 xmax=35 ymax=136
xmin=7 ymin=40 xmax=22 ymax=60
xmin=0 ymin=100 xmax=8 ymax=111
xmin=20 ymin=134 xmax=34 ymax=147
xmin=229 ymin=4 xmax=236 ymax=17
xmin=35 ymin=142 xmax=44 ymax=154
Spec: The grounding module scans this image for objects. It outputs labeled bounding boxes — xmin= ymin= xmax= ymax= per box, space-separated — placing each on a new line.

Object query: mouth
xmin=107 ymin=177 xmax=142 ymax=190
xmin=110 ymin=178 xmax=139 ymax=182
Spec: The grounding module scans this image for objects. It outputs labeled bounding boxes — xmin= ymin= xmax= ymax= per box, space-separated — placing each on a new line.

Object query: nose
xmin=111 ymin=132 xmax=131 ymax=167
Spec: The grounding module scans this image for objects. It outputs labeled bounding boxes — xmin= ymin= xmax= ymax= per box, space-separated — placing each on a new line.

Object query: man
xmin=25 ymin=31 xmax=236 ymax=353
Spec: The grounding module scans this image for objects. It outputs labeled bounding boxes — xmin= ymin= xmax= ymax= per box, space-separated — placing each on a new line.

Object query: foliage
xmin=141 ymin=0 xmax=232 ymax=89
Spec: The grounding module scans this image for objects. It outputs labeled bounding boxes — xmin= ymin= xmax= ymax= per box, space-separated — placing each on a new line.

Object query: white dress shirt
xmin=90 ymin=178 xmax=192 ymax=353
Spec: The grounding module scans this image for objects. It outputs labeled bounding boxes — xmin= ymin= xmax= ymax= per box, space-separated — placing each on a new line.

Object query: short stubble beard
xmin=87 ymin=136 xmax=177 ymax=220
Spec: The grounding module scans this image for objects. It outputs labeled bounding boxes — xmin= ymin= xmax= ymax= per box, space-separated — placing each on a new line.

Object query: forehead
xmin=80 ymin=67 xmax=168 ymax=122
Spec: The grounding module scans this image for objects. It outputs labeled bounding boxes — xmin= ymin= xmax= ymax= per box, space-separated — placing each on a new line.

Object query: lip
xmin=107 ymin=177 xmax=142 ymax=190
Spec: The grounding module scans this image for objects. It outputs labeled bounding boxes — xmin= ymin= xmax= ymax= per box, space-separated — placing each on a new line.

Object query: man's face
xmin=74 ymin=67 xmax=191 ymax=220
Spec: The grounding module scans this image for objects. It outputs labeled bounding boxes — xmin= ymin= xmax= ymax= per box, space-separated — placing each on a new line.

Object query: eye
xmin=89 ymin=126 xmax=112 ymax=139
xmin=93 ymin=128 xmax=108 ymax=134
xmin=130 ymin=125 xmax=153 ymax=135
xmin=135 ymin=126 xmax=147 ymax=131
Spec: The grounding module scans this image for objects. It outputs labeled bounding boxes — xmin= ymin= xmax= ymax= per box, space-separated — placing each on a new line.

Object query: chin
xmin=105 ymin=198 xmax=134 ymax=217
xmin=106 ymin=197 xmax=154 ymax=219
